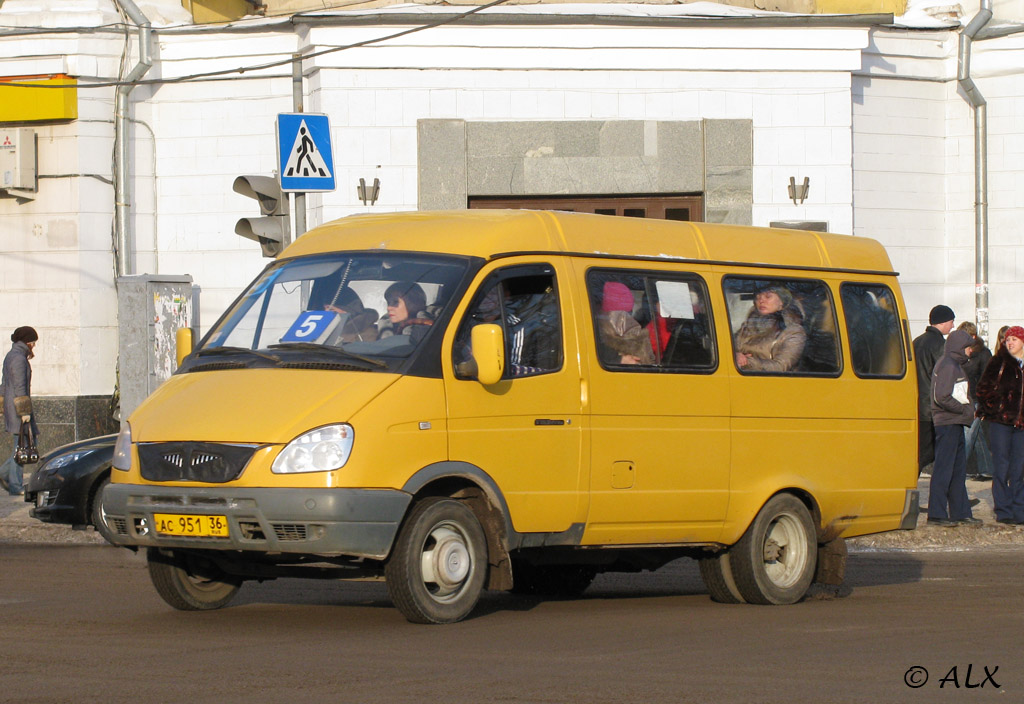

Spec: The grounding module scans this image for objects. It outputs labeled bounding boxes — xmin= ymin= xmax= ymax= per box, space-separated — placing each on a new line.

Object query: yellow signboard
xmin=0 ymin=74 xmax=78 ymax=123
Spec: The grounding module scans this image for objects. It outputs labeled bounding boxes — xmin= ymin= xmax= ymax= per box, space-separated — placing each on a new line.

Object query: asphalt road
xmin=2 ymin=544 xmax=1022 ymax=704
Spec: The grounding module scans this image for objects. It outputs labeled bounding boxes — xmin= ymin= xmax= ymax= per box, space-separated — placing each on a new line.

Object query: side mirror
xmin=175 ymin=328 xmax=194 ymax=368
xmin=471 ymin=324 xmax=505 ymax=385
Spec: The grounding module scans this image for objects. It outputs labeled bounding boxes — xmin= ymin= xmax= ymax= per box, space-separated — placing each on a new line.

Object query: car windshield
xmin=196 ymin=252 xmax=469 ymax=369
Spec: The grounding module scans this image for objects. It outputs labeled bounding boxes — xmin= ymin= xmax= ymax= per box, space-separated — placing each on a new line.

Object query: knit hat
xmin=1004 ymin=326 xmax=1024 ymax=344
xmin=11 ymin=326 xmax=38 ymax=344
xmin=929 ymin=305 xmax=955 ymax=325
xmin=601 ymin=282 xmax=635 ymax=313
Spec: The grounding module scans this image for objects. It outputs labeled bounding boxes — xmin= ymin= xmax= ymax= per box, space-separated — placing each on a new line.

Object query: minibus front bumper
xmin=101 ymin=483 xmax=412 ymax=559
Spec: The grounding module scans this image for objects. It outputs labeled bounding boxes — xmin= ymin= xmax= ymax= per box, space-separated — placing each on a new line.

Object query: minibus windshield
xmin=196 ymin=253 xmax=468 ymax=368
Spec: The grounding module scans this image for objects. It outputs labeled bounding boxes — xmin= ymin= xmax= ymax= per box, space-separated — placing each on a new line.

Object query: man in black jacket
xmin=914 ymin=305 xmax=955 ymax=475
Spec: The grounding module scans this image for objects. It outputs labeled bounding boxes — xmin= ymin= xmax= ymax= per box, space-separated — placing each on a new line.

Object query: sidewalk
xmin=2 ymin=476 xmax=1023 ymax=548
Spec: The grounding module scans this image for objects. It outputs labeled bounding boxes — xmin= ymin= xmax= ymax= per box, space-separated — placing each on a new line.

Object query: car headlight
xmin=112 ymin=423 xmax=132 ymax=471
xmin=45 ymin=449 xmax=97 ymax=471
xmin=272 ymin=424 xmax=354 ymax=474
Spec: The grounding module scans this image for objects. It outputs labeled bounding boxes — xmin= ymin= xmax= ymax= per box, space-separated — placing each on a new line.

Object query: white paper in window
xmin=656 ymin=281 xmax=695 ymax=319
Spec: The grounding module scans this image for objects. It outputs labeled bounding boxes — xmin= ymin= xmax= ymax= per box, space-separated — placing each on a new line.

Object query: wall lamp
xmin=357 ymin=177 xmax=380 ymax=205
xmin=788 ymin=176 xmax=810 ymax=205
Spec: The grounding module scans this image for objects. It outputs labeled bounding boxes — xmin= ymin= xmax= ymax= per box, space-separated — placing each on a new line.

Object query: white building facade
xmin=0 ymin=0 xmax=1021 ymax=444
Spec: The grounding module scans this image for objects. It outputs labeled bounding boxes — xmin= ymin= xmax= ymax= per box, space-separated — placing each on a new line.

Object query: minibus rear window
xmin=840 ymin=283 xmax=907 ymax=378
xmin=723 ymin=276 xmax=841 ymax=376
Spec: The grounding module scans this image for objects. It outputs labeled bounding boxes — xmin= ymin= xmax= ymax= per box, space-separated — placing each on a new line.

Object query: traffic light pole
xmin=292 ymin=54 xmax=307 ymax=239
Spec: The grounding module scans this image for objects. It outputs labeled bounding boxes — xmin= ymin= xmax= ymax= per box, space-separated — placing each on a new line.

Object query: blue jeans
xmin=930 ymin=424 xmax=972 ymax=521
xmin=2 ymin=435 xmax=24 ymax=494
xmin=987 ymin=422 xmax=1024 ymax=522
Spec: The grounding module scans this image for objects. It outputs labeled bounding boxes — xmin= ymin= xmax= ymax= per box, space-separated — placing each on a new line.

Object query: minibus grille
xmin=137 ymin=442 xmax=257 ymax=483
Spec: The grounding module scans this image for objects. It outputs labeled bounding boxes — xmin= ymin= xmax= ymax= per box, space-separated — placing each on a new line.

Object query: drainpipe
xmin=113 ymin=0 xmax=153 ymax=277
xmin=957 ymin=1 xmax=992 ymax=341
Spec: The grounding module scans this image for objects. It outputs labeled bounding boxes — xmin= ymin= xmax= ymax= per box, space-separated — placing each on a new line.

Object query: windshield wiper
xmin=194 ymin=346 xmax=282 ymax=363
xmin=269 ymin=342 xmax=388 ymax=369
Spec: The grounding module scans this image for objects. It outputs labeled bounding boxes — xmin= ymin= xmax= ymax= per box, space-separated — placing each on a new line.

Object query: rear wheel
xmin=147 ymin=548 xmax=242 ymax=611
xmin=698 ymin=551 xmax=746 ymax=604
xmin=511 ymin=562 xmax=597 ymax=598
xmin=89 ymin=476 xmax=117 ymax=546
xmin=385 ymin=497 xmax=487 ymax=624
xmin=730 ymin=494 xmax=817 ymax=605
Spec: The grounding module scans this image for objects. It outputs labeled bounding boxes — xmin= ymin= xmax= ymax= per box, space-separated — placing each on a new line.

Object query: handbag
xmin=14 ymin=419 xmax=38 ymax=465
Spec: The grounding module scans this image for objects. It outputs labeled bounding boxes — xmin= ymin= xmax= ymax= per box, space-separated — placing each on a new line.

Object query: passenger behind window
xmin=453 ymin=276 xmax=561 ymax=379
xmin=322 ymin=287 xmax=379 ymax=343
xmin=306 ymin=279 xmax=380 ymax=344
xmin=734 ymin=284 xmax=807 ymax=373
xmin=379 ymin=282 xmax=436 ymax=345
xmin=597 ymin=282 xmax=655 ymax=366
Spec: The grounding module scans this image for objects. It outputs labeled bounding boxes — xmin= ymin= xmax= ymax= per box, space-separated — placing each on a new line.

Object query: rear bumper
xmin=102 ymin=483 xmax=412 ymax=559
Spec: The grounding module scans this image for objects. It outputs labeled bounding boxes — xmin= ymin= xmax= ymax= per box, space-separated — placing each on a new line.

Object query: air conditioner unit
xmin=0 ymin=128 xmax=37 ymax=199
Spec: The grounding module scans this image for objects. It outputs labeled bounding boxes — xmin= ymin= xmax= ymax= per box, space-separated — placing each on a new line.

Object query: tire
xmin=511 ymin=562 xmax=596 ymax=598
xmin=89 ymin=476 xmax=118 ymax=546
xmin=147 ymin=548 xmax=242 ymax=611
xmin=385 ymin=497 xmax=488 ymax=624
xmin=729 ymin=493 xmax=817 ymax=605
xmin=698 ymin=552 xmax=746 ymax=604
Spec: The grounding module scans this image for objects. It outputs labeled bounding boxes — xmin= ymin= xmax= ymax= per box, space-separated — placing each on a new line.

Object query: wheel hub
xmin=763 ymin=538 xmax=783 ymax=562
xmin=422 ymin=525 xmax=472 ymax=596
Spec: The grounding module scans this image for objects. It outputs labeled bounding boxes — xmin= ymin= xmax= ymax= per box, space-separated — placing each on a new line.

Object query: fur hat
xmin=759 ymin=285 xmax=793 ymax=309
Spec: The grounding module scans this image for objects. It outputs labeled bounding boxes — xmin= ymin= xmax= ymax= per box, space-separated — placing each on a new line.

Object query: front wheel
xmin=147 ymin=548 xmax=242 ymax=611
xmin=385 ymin=497 xmax=488 ymax=624
xmin=730 ymin=494 xmax=817 ymax=605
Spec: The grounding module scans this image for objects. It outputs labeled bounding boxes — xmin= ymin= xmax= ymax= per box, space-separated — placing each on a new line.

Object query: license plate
xmin=153 ymin=513 xmax=230 ymax=538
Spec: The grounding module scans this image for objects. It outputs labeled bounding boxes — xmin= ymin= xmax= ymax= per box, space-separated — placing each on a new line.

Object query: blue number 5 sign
xmin=280 ymin=311 xmax=340 ymax=344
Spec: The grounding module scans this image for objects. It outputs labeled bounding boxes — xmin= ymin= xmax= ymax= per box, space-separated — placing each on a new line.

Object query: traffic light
xmin=233 ymin=175 xmax=289 ymax=257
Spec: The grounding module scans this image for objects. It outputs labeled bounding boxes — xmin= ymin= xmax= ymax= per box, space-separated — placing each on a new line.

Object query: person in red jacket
xmin=976 ymin=325 xmax=1024 ymax=525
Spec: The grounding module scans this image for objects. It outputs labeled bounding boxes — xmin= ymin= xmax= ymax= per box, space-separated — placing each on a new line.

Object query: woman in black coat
xmin=1 ymin=326 xmax=39 ymax=495
xmin=975 ymin=325 xmax=1024 ymax=524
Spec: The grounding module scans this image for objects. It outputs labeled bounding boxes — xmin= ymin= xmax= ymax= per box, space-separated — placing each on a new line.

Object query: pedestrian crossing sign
xmin=276 ymin=113 xmax=336 ymax=193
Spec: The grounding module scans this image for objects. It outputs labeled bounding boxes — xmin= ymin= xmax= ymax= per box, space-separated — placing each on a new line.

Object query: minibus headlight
xmin=112 ymin=423 xmax=132 ymax=471
xmin=272 ymin=424 xmax=354 ymax=474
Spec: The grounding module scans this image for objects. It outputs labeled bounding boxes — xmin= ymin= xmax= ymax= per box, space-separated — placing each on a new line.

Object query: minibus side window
xmin=840 ymin=283 xmax=907 ymax=378
xmin=723 ymin=276 xmax=841 ymax=376
xmin=586 ymin=269 xmax=716 ymax=373
xmin=453 ymin=269 xmax=563 ymax=379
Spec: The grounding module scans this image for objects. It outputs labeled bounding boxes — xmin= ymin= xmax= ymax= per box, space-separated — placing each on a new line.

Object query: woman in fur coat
xmin=1 ymin=326 xmax=39 ymax=495
xmin=975 ymin=325 xmax=1024 ymax=524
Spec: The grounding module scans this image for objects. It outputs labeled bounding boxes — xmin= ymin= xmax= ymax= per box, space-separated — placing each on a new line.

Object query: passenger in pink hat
xmin=596 ymin=281 xmax=654 ymax=366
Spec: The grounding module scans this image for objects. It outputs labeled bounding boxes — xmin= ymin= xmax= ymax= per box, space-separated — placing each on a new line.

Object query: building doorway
xmin=468 ymin=195 xmax=704 ymax=221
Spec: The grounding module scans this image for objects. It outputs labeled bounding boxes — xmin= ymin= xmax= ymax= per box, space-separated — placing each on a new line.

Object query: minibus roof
xmin=284 ymin=209 xmax=896 ymax=276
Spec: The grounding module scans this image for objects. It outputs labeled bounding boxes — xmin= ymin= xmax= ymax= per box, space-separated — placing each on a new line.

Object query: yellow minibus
xmin=105 ymin=210 xmax=918 ymax=623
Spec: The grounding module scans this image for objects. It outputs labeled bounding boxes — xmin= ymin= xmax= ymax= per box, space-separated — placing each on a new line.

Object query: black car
xmin=24 ymin=434 xmax=118 ymax=544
